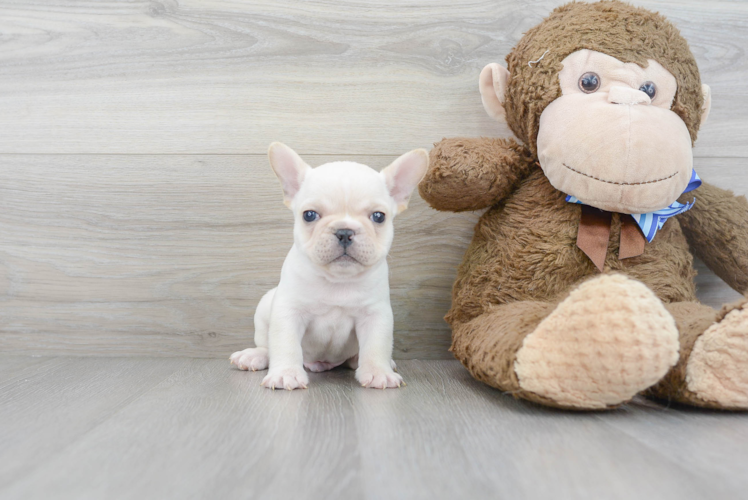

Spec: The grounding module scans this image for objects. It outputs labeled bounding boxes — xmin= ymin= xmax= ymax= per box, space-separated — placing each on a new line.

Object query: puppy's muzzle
xmin=335 ymin=229 xmax=355 ymax=248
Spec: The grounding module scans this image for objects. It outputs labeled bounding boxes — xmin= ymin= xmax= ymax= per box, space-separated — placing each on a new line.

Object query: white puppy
xmin=230 ymin=143 xmax=428 ymax=390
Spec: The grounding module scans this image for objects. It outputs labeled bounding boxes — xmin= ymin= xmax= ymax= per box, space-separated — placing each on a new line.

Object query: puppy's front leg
xmin=262 ymin=306 xmax=309 ymax=391
xmin=355 ymin=306 xmax=403 ymax=389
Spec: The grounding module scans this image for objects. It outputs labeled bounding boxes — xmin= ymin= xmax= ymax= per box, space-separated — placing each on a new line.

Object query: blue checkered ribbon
xmin=566 ymin=170 xmax=702 ymax=242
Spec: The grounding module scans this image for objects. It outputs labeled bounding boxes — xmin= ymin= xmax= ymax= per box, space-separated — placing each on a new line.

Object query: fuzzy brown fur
xmin=419 ymin=1 xmax=748 ymax=410
xmin=442 ymin=168 xmax=700 ymax=326
xmin=421 ymin=137 xmax=535 ymax=212
xmin=646 ymin=299 xmax=748 ymax=409
xmin=504 ymin=0 xmax=703 ymax=156
xmin=676 ymin=183 xmax=748 ymax=293
xmin=451 ymin=301 xmax=557 ymax=401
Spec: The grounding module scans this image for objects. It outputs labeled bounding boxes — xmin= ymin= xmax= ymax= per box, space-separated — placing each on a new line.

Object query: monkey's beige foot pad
xmin=515 ymin=274 xmax=680 ymax=409
xmin=687 ymin=304 xmax=748 ymax=409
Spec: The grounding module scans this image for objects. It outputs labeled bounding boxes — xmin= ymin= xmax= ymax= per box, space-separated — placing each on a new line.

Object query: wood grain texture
xmin=0 ymin=355 xmax=60 ymax=384
xmin=2 ymin=357 xmax=747 ymax=500
xmin=0 ymin=0 xmax=746 ymax=156
xmin=0 ymin=356 xmax=187 ymax=490
xmin=0 ymin=154 xmax=477 ymax=358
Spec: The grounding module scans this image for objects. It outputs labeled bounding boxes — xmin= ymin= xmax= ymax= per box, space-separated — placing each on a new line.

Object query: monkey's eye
xmin=578 ymin=72 xmax=600 ymax=93
xmin=370 ymin=212 xmax=385 ymax=224
xmin=302 ymin=210 xmax=319 ymax=222
xmin=639 ymin=82 xmax=656 ymax=100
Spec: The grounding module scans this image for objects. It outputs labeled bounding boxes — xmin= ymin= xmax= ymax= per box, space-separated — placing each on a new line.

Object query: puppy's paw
xmin=346 ymin=355 xmax=397 ymax=371
xmin=262 ymin=366 xmax=309 ymax=391
xmin=356 ymin=364 xmax=403 ymax=389
xmin=229 ymin=347 xmax=269 ymax=371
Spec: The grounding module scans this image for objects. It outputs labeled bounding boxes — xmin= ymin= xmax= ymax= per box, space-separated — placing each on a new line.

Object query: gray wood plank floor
xmin=1 ymin=356 xmax=746 ymax=500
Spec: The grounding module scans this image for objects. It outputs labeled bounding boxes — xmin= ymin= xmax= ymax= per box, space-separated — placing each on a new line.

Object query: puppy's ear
xmin=268 ymin=142 xmax=312 ymax=207
xmin=381 ymin=149 xmax=429 ymax=213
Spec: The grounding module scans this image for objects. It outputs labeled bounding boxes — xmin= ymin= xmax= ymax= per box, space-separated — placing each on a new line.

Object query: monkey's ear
xmin=700 ymin=84 xmax=712 ymax=127
xmin=479 ymin=63 xmax=510 ymax=121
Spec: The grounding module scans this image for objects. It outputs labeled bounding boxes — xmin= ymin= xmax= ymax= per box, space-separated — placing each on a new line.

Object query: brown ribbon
xmin=619 ymin=215 xmax=647 ymax=259
xmin=576 ymin=206 xmax=646 ymax=272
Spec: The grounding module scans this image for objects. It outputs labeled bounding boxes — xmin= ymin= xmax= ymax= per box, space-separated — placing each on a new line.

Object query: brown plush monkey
xmin=419 ymin=0 xmax=748 ymax=410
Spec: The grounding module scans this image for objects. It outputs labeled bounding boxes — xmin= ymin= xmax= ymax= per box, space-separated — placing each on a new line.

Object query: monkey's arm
xmin=418 ymin=137 xmax=535 ymax=212
xmin=677 ymin=181 xmax=748 ymax=294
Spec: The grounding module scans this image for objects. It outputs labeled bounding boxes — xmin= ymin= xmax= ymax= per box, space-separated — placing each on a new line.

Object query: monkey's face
xmin=536 ymin=49 xmax=693 ymax=214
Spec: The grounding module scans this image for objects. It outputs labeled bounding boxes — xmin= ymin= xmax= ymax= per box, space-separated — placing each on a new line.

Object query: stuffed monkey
xmin=419 ymin=0 xmax=748 ymax=410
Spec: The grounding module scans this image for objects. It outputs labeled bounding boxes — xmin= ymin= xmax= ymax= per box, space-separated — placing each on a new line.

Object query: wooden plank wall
xmin=1 ymin=0 xmax=746 ymax=358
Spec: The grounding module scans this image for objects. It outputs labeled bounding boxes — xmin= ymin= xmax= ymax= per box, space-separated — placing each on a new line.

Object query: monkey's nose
xmin=335 ymin=229 xmax=355 ymax=248
xmin=608 ymin=86 xmax=651 ymax=106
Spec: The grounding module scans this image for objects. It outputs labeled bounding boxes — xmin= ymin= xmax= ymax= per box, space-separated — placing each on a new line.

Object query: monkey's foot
xmin=515 ymin=274 xmax=679 ymax=409
xmin=686 ymin=301 xmax=748 ymax=409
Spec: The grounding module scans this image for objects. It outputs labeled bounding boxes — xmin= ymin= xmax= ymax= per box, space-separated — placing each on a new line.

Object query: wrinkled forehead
xmin=559 ymin=50 xmax=677 ymax=93
xmin=297 ymin=161 xmax=391 ymax=210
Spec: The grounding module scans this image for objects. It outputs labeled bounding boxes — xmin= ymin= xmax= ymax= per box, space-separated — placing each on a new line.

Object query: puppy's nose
xmin=335 ymin=229 xmax=355 ymax=248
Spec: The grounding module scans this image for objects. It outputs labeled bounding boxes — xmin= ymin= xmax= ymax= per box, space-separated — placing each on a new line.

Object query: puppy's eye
xmin=639 ymin=81 xmax=656 ymax=99
xmin=370 ymin=212 xmax=385 ymax=224
xmin=578 ymin=72 xmax=600 ymax=93
xmin=302 ymin=210 xmax=319 ymax=222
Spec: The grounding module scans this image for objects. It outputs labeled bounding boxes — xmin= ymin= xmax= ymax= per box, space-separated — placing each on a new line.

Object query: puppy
xmin=230 ymin=143 xmax=428 ymax=390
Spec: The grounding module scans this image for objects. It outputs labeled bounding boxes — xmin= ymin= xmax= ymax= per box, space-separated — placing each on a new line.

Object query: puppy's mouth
xmin=331 ymin=253 xmax=360 ymax=265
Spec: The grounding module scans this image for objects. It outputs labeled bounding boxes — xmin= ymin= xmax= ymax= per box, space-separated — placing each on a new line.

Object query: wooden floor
xmin=2 ymin=3 xmax=747 ymax=495
xmin=1 ymin=356 xmax=746 ymax=500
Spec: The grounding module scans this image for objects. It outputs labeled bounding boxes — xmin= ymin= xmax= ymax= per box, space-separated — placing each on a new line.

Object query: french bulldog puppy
xmin=230 ymin=143 xmax=428 ymax=390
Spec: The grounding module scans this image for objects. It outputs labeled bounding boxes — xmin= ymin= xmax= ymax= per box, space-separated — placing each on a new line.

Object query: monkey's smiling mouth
xmin=562 ymin=163 xmax=678 ymax=186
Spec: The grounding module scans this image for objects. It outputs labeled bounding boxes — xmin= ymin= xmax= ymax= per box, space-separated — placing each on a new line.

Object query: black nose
xmin=335 ymin=229 xmax=354 ymax=248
